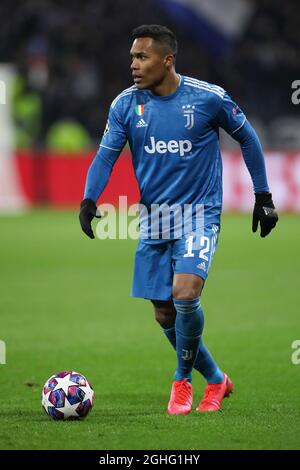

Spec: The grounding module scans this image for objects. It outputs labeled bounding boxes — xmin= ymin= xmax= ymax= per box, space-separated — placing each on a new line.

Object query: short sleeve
xmin=214 ymin=92 xmax=246 ymax=135
xmin=100 ymin=100 xmax=127 ymax=152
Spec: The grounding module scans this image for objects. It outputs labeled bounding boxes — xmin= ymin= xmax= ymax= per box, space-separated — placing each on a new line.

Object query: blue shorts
xmin=131 ymin=224 xmax=220 ymax=301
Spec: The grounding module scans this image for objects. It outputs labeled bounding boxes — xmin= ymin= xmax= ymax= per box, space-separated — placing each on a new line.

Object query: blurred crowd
xmin=0 ymin=0 xmax=299 ymax=150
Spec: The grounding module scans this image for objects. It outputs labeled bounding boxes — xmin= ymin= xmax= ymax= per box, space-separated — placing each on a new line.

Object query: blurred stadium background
xmin=0 ymin=0 xmax=300 ymax=451
xmin=0 ymin=0 xmax=299 ymax=210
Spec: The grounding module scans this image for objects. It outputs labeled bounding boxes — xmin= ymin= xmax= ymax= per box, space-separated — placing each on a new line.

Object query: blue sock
xmin=163 ymin=326 xmax=177 ymax=349
xmin=173 ymin=298 xmax=203 ymax=383
xmin=194 ymin=340 xmax=224 ymax=384
xmin=163 ymin=303 xmax=223 ymax=384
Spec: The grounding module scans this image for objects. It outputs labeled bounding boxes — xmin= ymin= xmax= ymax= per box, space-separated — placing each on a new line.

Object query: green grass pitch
xmin=0 ymin=210 xmax=299 ymax=450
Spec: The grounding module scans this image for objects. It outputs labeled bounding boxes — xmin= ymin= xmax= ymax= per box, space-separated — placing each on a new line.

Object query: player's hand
xmin=79 ymin=198 xmax=101 ymax=239
xmin=252 ymin=192 xmax=278 ymax=238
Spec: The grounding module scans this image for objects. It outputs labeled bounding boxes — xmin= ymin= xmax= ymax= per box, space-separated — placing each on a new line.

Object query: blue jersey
xmin=85 ymin=74 xmax=269 ymax=242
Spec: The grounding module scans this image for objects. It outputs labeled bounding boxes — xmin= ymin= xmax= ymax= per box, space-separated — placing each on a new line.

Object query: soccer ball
xmin=42 ymin=370 xmax=94 ymax=420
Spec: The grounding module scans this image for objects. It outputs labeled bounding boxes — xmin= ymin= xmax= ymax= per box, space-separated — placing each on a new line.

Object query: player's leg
xmin=131 ymin=239 xmax=193 ymax=414
xmin=172 ymin=274 xmax=204 ymax=382
xmin=151 ymin=295 xmax=224 ymax=383
xmin=151 ymin=277 xmax=223 ymax=415
xmin=151 ymin=299 xmax=176 ymax=348
xmin=173 ymin=273 xmax=223 ymax=384
xmin=164 ymin=273 xmax=203 ymax=415
xmin=172 ymin=224 xmax=233 ymax=412
xmin=151 ymin=284 xmax=232 ymax=413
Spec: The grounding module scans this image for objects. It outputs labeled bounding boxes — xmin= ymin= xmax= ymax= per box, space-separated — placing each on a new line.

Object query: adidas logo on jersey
xmin=136 ymin=118 xmax=148 ymax=128
xmin=144 ymin=136 xmax=192 ymax=157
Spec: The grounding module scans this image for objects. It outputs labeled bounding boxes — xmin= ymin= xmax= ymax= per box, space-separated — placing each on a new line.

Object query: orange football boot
xmin=167 ymin=378 xmax=193 ymax=415
xmin=196 ymin=373 xmax=233 ymax=412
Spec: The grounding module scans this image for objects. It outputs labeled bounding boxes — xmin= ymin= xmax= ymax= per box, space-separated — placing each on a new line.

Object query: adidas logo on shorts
xmin=196 ymin=261 xmax=207 ymax=272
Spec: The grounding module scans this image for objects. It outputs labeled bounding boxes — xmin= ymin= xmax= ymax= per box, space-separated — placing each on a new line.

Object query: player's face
xmin=130 ymin=37 xmax=172 ymax=90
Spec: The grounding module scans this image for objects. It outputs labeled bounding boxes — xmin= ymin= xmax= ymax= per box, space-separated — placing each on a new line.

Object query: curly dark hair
xmin=132 ymin=24 xmax=178 ymax=57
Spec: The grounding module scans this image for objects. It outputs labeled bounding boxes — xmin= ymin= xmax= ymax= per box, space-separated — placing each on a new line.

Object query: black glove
xmin=79 ymin=198 xmax=101 ymax=239
xmin=252 ymin=192 xmax=278 ymax=238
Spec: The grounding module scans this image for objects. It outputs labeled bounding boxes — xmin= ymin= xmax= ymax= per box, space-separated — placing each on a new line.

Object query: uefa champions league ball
xmin=42 ymin=370 xmax=94 ymax=420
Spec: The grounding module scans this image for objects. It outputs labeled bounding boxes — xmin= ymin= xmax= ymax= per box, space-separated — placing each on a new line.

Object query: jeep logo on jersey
xmin=144 ymin=136 xmax=192 ymax=157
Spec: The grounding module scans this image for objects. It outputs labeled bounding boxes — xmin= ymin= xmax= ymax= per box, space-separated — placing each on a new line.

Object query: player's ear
xmin=164 ymin=54 xmax=175 ymax=68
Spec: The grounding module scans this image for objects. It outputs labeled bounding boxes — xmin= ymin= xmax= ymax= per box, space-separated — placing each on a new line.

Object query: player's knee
xmin=172 ymin=274 xmax=204 ymax=300
xmin=150 ymin=300 xmax=176 ymax=329
xmin=172 ymin=288 xmax=199 ymax=301
xmin=172 ymin=284 xmax=202 ymax=300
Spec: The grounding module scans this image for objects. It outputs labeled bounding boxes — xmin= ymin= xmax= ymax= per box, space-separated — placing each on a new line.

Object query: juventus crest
xmin=182 ymin=105 xmax=195 ymax=130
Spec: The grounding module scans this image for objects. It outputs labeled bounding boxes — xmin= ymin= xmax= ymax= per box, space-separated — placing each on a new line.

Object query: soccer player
xmin=79 ymin=25 xmax=278 ymax=415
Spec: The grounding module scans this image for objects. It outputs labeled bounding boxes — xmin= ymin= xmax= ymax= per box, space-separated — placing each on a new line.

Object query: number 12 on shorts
xmin=183 ymin=235 xmax=210 ymax=260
